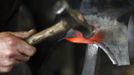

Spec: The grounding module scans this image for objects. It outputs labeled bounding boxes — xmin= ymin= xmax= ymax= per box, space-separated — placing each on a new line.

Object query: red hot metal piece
xmin=65 ymin=31 xmax=104 ymax=44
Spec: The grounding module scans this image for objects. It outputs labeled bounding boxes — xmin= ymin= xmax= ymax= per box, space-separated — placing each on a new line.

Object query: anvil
xmin=79 ymin=0 xmax=130 ymax=75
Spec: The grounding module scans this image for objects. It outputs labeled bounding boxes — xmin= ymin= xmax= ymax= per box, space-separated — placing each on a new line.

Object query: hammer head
xmin=52 ymin=0 xmax=94 ymax=38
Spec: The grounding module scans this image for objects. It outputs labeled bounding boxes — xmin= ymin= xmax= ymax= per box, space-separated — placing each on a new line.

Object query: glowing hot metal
xmin=65 ymin=31 xmax=104 ymax=44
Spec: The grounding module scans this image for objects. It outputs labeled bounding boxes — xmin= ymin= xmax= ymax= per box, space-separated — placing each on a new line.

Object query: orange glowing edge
xmin=65 ymin=31 xmax=104 ymax=44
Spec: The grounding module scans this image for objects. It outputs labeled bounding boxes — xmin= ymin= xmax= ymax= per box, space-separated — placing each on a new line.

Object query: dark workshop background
xmin=0 ymin=0 xmax=134 ymax=75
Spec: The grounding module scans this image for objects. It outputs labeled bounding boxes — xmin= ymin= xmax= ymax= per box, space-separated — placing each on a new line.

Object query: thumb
xmin=9 ymin=29 xmax=36 ymax=39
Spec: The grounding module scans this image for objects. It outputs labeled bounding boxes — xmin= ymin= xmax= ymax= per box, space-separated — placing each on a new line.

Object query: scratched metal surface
xmin=80 ymin=0 xmax=129 ymax=66
xmin=80 ymin=0 xmax=130 ymax=75
xmin=82 ymin=44 xmax=98 ymax=75
xmin=85 ymin=15 xmax=129 ymax=65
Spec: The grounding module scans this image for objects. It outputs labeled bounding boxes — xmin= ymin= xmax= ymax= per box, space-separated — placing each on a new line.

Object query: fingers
xmin=0 ymin=49 xmax=24 ymax=66
xmin=0 ymin=59 xmax=14 ymax=67
xmin=0 ymin=57 xmax=15 ymax=73
xmin=9 ymin=52 xmax=30 ymax=62
xmin=16 ymin=40 xmax=36 ymax=57
xmin=1 ymin=32 xmax=36 ymax=57
xmin=0 ymin=66 xmax=13 ymax=73
xmin=0 ymin=48 xmax=32 ymax=73
xmin=0 ymin=32 xmax=37 ymax=73
xmin=9 ymin=29 xmax=36 ymax=39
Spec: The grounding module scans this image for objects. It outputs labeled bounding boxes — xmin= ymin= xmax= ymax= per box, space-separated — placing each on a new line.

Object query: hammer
xmin=26 ymin=0 xmax=94 ymax=45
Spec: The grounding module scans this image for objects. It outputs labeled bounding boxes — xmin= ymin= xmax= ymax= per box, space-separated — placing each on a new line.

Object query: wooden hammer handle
xmin=26 ymin=20 xmax=70 ymax=45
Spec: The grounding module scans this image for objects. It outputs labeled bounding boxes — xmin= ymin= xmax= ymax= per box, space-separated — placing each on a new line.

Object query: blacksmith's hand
xmin=0 ymin=29 xmax=36 ymax=73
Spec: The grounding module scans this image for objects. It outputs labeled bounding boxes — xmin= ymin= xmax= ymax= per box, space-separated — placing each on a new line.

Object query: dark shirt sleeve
xmin=0 ymin=0 xmax=20 ymax=30
xmin=23 ymin=0 xmax=58 ymax=27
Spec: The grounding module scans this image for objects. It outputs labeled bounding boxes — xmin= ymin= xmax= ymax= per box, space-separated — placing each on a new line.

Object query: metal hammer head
xmin=52 ymin=0 xmax=94 ymax=38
